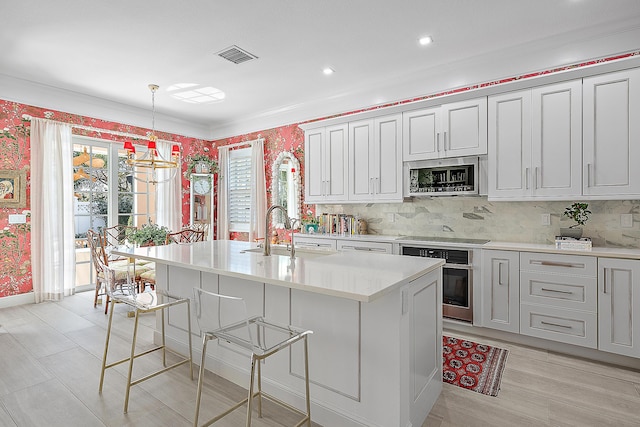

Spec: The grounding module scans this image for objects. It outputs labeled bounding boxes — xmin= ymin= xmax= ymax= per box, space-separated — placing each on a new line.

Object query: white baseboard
xmin=0 ymin=292 xmax=35 ymax=309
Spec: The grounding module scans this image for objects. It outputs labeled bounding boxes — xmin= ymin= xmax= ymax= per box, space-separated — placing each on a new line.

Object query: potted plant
xmin=126 ymin=222 xmax=170 ymax=247
xmin=561 ymin=202 xmax=591 ymax=239
xmin=184 ymin=154 xmax=218 ymax=180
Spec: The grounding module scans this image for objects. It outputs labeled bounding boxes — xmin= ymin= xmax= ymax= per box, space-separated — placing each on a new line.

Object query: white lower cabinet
xmin=519 ymin=252 xmax=598 ymax=348
xmin=598 ymin=258 xmax=640 ymax=358
xmin=294 ymin=236 xmax=337 ymax=250
xmin=336 ymin=239 xmax=393 ymax=254
xmin=481 ymin=250 xmax=520 ymax=333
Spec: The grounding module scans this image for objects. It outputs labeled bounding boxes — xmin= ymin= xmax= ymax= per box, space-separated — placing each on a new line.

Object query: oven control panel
xmin=401 ymin=246 xmax=469 ymax=265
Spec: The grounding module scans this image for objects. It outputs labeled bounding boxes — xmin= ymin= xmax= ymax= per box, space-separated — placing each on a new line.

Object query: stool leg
xmin=257 ymin=359 xmax=262 ymax=418
xmin=194 ymin=335 xmax=209 ymax=427
xmin=186 ymin=299 xmax=194 ymax=380
xmin=99 ymin=297 xmax=116 ymax=393
xmin=246 ymin=355 xmax=257 ymax=427
xmin=304 ymin=336 xmax=311 ymax=426
xmin=161 ymin=307 xmax=167 ymax=367
xmin=124 ymin=308 xmax=141 ymax=413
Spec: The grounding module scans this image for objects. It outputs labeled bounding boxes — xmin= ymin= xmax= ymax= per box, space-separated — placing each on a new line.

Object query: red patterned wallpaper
xmin=1 ymin=50 xmax=638 ymax=298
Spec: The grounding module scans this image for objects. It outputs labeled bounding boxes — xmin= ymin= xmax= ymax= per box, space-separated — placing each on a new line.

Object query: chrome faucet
xmin=264 ymin=205 xmax=292 ymax=257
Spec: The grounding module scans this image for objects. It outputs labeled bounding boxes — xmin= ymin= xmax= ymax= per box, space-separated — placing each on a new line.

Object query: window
xmin=228 ymin=147 xmax=252 ymax=232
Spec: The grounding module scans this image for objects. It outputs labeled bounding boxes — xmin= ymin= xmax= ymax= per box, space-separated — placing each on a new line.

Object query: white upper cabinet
xmin=583 ymin=68 xmax=640 ymax=197
xmin=348 ymin=114 xmax=403 ymax=202
xmin=488 ymin=80 xmax=582 ymax=200
xmin=304 ymin=124 xmax=349 ymax=203
xmin=441 ymin=98 xmax=488 ymax=158
xmin=402 ymin=107 xmax=440 ymax=161
xmin=402 ymin=97 xmax=487 ymax=161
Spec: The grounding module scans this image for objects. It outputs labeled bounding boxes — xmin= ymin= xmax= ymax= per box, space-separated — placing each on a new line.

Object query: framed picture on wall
xmin=0 ymin=169 xmax=27 ymax=208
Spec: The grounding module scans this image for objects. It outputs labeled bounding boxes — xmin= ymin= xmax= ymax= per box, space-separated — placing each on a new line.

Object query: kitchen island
xmin=112 ymin=239 xmax=443 ymax=427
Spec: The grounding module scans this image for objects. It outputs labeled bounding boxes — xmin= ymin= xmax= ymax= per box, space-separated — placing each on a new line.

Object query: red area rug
xmin=443 ymin=335 xmax=509 ymax=397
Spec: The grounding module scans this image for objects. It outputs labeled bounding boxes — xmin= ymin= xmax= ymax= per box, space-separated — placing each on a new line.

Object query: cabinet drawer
xmin=295 ymin=237 xmax=337 ymax=250
xmin=520 ymin=252 xmax=596 ymax=276
xmin=520 ymin=303 xmax=597 ymax=348
xmin=336 ymin=240 xmax=393 ymax=254
xmin=520 ymin=271 xmax=597 ymax=312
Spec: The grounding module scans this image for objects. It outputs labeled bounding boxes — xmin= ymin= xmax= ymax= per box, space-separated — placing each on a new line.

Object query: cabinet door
xmin=348 ymin=119 xmax=374 ymax=201
xmin=583 ymin=68 xmax=640 ymax=196
xmin=598 ymin=258 xmax=640 ymax=358
xmin=304 ymin=127 xmax=326 ymax=203
xmin=481 ymin=250 xmax=520 ymax=333
xmin=441 ymin=97 xmax=488 ymax=157
xmin=373 ymin=114 xmax=403 ymax=201
xmin=324 ymin=124 xmax=349 ymax=202
xmin=531 ymin=81 xmax=582 ymax=197
xmin=402 ymin=107 xmax=440 ymax=161
xmin=488 ymin=90 xmax=532 ymax=199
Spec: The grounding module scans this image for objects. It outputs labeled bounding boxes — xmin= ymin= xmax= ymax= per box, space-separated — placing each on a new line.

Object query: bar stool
xmin=192 ymin=287 xmax=312 ymax=427
xmin=98 ymin=257 xmax=194 ymax=413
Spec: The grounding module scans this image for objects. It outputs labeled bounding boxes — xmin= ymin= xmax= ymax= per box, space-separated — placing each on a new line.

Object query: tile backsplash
xmin=318 ymin=198 xmax=640 ymax=249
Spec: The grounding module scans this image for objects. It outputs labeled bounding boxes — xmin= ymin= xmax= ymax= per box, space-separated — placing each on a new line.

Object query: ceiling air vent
xmin=216 ymin=45 xmax=258 ymax=64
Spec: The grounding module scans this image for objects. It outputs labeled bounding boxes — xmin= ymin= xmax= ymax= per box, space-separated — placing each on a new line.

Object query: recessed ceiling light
xmin=323 ymin=67 xmax=335 ymax=76
xmin=419 ymin=36 xmax=433 ymax=46
xmin=167 ymin=84 xmax=225 ymax=104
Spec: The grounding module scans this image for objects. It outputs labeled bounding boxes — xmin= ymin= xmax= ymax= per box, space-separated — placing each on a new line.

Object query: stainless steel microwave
xmin=404 ymin=156 xmax=480 ymax=197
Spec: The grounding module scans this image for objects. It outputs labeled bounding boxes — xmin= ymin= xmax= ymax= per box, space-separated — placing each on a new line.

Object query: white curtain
xmin=249 ymin=139 xmax=266 ymax=243
xmin=155 ymin=141 xmax=181 ymax=233
xmin=216 ymin=146 xmax=229 ymax=240
xmin=30 ymin=118 xmax=76 ymax=302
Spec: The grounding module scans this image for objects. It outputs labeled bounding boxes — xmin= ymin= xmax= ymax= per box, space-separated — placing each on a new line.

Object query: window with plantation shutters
xmin=228 ymin=147 xmax=252 ymax=232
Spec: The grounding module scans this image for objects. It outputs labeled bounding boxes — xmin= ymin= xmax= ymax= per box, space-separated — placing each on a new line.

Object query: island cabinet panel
xmin=163 ymin=264 xmax=201 ymax=336
xmin=598 ymin=258 xmax=640 ymax=358
xmin=290 ymin=289 xmax=361 ymax=400
xmin=583 ymin=68 xmax=640 ymax=197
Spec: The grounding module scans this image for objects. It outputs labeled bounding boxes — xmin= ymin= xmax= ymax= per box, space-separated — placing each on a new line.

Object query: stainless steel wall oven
xmin=400 ymin=238 xmax=486 ymax=323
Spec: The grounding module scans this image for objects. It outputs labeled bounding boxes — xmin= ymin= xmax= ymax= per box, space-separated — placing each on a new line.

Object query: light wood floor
xmin=1 ymin=291 xmax=639 ymax=427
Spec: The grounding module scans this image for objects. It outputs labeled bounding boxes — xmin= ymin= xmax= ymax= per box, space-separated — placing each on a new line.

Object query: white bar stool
xmin=98 ymin=260 xmax=194 ymax=413
xmin=192 ymin=287 xmax=312 ymax=427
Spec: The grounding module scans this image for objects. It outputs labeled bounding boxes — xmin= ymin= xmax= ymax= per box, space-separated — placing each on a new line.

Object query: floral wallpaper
xmin=1 ymin=49 xmax=639 ymax=299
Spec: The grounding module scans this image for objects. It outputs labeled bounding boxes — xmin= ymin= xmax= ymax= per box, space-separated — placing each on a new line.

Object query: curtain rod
xmin=219 ymin=138 xmax=264 ymax=150
xmin=69 ymin=122 xmax=179 ymax=146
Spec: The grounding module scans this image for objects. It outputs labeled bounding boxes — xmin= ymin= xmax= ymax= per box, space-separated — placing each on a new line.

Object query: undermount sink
xmin=241 ymin=246 xmax=334 ymax=259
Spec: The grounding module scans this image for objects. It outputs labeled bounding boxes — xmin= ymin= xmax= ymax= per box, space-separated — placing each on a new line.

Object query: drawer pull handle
xmin=540 ymin=288 xmax=573 ymax=295
xmin=530 ymin=260 xmax=584 ymax=269
xmin=540 ymin=321 xmax=572 ymax=329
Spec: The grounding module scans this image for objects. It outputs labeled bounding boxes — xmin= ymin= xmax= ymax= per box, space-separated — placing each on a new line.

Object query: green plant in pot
xmin=561 ymin=202 xmax=591 ymax=239
xmin=126 ymin=222 xmax=170 ymax=247
xmin=184 ymin=153 xmax=218 ymax=180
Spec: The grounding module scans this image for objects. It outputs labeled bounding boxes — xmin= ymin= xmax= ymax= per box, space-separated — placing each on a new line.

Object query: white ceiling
xmin=2 ymin=0 xmax=640 ymax=140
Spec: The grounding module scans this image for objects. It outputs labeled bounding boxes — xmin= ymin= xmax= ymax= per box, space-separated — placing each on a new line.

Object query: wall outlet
xmin=387 ymin=213 xmax=395 ymax=223
xmin=621 ymin=214 xmax=633 ymax=228
xmin=541 ymin=213 xmax=551 ymax=226
xmin=8 ymin=214 xmax=26 ymax=224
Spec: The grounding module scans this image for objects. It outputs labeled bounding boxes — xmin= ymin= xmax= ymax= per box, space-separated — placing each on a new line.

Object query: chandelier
xmin=123 ymin=84 xmax=181 ymax=184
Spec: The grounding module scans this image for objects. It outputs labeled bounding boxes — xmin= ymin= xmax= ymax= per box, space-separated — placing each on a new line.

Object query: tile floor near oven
xmin=1 ymin=291 xmax=639 ymax=427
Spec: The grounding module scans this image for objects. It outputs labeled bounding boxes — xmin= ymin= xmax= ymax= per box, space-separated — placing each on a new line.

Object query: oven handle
xmin=443 ymin=263 xmax=472 ymax=270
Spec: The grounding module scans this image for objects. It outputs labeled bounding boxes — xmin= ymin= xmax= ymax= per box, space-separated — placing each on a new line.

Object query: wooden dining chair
xmin=165 ymin=228 xmax=205 ymax=245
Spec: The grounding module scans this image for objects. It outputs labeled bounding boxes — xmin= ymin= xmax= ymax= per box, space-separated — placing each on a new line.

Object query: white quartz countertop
xmin=483 ymin=241 xmax=640 ymax=259
xmin=112 ymin=240 xmax=443 ymax=303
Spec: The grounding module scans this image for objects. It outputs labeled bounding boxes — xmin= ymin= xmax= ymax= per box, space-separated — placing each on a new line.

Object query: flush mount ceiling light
xmin=167 ymin=83 xmax=226 ymax=104
xmin=122 ymin=84 xmax=181 ymax=184
xmin=419 ymin=36 xmax=433 ymax=46
xmin=323 ymin=67 xmax=335 ymax=75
